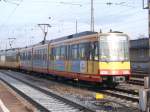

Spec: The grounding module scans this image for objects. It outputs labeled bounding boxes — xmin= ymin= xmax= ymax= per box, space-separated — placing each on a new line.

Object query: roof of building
xmin=130 ymin=38 xmax=149 ymax=49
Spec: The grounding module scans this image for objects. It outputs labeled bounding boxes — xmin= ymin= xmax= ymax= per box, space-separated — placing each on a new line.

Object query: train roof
xmin=0 ymin=48 xmax=19 ymax=52
xmin=50 ymin=31 xmax=98 ymax=43
xmin=21 ymin=31 xmax=97 ymax=48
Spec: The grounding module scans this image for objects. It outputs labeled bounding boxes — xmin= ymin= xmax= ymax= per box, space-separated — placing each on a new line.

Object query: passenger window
xmin=71 ymin=44 xmax=79 ymax=60
xmin=85 ymin=42 xmax=98 ymax=61
xmin=56 ymin=47 xmax=60 ymax=60
xmin=79 ymin=43 xmax=86 ymax=60
xmin=51 ymin=48 xmax=55 ymax=60
xmin=94 ymin=42 xmax=99 ymax=61
xmin=60 ymin=46 xmax=66 ymax=60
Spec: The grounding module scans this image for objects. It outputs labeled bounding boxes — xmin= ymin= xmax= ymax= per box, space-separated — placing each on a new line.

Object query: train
xmin=0 ymin=31 xmax=131 ymax=86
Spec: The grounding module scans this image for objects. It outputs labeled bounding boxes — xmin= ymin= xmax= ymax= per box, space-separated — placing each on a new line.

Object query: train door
xmin=70 ymin=44 xmax=80 ymax=73
xmin=87 ymin=42 xmax=99 ymax=75
xmin=87 ymin=42 xmax=94 ymax=74
xmin=93 ymin=42 xmax=99 ymax=74
xmin=79 ymin=43 xmax=88 ymax=73
xmin=49 ymin=46 xmax=54 ymax=71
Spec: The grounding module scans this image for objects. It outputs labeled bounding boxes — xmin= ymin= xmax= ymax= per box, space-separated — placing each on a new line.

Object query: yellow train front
xmin=99 ymin=32 xmax=130 ymax=85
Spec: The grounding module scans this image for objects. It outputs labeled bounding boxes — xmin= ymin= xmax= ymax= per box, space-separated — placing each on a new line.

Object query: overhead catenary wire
xmin=0 ymin=0 xmax=23 ymax=29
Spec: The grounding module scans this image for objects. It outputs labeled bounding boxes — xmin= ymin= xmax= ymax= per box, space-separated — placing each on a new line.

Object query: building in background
xmin=130 ymin=38 xmax=149 ymax=73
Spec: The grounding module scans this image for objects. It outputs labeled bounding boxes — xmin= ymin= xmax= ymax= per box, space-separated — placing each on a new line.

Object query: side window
xmin=71 ymin=44 xmax=79 ymax=60
xmin=43 ymin=49 xmax=44 ymax=60
xmin=34 ymin=51 xmax=36 ymax=60
xmin=85 ymin=42 xmax=98 ymax=61
xmin=94 ymin=42 xmax=99 ymax=61
xmin=35 ymin=50 xmax=37 ymax=60
xmin=56 ymin=47 xmax=60 ymax=60
xmin=60 ymin=46 xmax=66 ymax=60
xmin=51 ymin=47 xmax=55 ymax=60
xmin=79 ymin=43 xmax=86 ymax=60
xmin=85 ymin=42 xmax=91 ymax=60
xmin=40 ymin=49 xmax=43 ymax=60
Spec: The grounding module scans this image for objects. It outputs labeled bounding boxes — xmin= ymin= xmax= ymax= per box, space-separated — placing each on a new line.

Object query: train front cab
xmin=98 ymin=32 xmax=131 ymax=85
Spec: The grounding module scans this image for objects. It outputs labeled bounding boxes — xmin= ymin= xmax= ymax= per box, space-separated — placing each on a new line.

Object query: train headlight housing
xmin=100 ymin=70 xmax=109 ymax=75
xmin=123 ymin=70 xmax=130 ymax=74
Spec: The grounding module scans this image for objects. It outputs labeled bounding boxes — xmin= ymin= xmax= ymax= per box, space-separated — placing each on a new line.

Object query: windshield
xmin=99 ymin=35 xmax=129 ymax=61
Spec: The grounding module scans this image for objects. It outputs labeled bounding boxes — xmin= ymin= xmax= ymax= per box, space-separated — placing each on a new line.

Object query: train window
xmin=67 ymin=45 xmax=71 ymax=60
xmin=40 ymin=50 xmax=42 ymax=60
xmin=35 ymin=50 xmax=37 ymax=60
xmin=50 ymin=48 xmax=55 ymax=60
xmin=71 ymin=44 xmax=79 ymax=60
xmin=24 ymin=52 xmax=26 ymax=60
xmin=27 ymin=51 xmax=29 ymax=60
xmin=85 ymin=42 xmax=98 ymax=61
xmin=56 ymin=47 xmax=60 ymax=60
xmin=35 ymin=50 xmax=38 ymax=60
xmin=20 ymin=53 xmax=22 ymax=60
xmin=40 ymin=49 xmax=42 ymax=60
xmin=60 ymin=46 xmax=66 ymax=60
xmin=38 ymin=50 xmax=40 ymax=60
xmin=22 ymin=52 xmax=24 ymax=60
xmin=43 ymin=49 xmax=46 ymax=60
xmin=85 ymin=42 xmax=92 ymax=60
xmin=94 ymin=42 xmax=99 ymax=61
xmin=79 ymin=43 xmax=86 ymax=60
xmin=34 ymin=51 xmax=36 ymax=60
xmin=45 ymin=49 xmax=47 ymax=60
xmin=42 ymin=49 xmax=44 ymax=60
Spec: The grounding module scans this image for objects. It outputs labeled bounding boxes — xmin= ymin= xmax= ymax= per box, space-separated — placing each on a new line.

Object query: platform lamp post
xmin=139 ymin=0 xmax=150 ymax=112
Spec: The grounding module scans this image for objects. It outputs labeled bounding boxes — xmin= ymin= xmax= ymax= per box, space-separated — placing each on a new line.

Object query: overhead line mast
xmin=38 ymin=24 xmax=51 ymax=44
xmin=91 ymin=0 xmax=94 ymax=32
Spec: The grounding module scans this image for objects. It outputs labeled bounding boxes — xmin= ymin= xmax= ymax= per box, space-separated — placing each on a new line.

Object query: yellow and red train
xmin=0 ymin=31 xmax=130 ymax=86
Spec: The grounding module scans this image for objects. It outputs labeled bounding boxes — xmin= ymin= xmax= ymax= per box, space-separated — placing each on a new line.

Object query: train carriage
xmin=48 ymin=31 xmax=100 ymax=81
xmin=0 ymin=50 xmax=6 ymax=68
xmin=48 ymin=31 xmax=130 ymax=85
xmin=0 ymin=48 xmax=20 ymax=69
xmin=32 ymin=44 xmax=48 ymax=73
xmin=20 ymin=47 xmax=33 ymax=71
xmin=0 ymin=31 xmax=130 ymax=86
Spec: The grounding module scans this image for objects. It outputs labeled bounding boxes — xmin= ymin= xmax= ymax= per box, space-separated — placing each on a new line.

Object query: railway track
xmin=131 ymin=69 xmax=148 ymax=74
xmin=2 ymin=70 xmax=140 ymax=110
xmin=0 ymin=71 xmax=95 ymax=112
xmin=127 ymin=71 xmax=148 ymax=85
xmin=128 ymin=77 xmax=144 ymax=86
xmin=101 ymin=89 xmax=139 ymax=102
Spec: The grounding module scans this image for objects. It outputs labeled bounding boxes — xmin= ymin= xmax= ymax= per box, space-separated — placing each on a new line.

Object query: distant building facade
xmin=130 ymin=38 xmax=149 ymax=73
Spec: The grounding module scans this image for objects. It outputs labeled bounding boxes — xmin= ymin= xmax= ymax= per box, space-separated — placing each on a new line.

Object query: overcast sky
xmin=0 ymin=0 xmax=148 ymax=49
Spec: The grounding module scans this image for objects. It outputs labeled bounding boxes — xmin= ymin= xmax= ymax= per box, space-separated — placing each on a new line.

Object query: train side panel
xmin=20 ymin=47 xmax=33 ymax=71
xmin=0 ymin=49 xmax=20 ymax=69
xmin=48 ymin=34 xmax=102 ymax=82
xmin=32 ymin=44 xmax=48 ymax=73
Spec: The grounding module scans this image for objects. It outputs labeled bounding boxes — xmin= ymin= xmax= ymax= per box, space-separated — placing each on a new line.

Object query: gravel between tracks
xmin=2 ymin=70 xmax=141 ymax=112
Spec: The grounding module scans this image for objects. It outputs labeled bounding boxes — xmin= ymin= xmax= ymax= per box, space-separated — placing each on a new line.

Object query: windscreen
xmin=99 ymin=34 xmax=129 ymax=62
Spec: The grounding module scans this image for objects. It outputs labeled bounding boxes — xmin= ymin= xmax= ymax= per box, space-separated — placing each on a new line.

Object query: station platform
xmin=0 ymin=80 xmax=33 ymax=112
